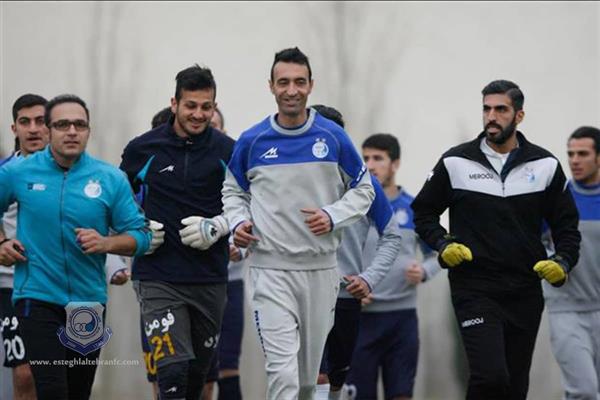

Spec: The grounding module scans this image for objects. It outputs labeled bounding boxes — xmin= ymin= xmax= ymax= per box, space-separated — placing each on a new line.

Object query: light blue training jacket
xmin=0 ymin=146 xmax=150 ymax=306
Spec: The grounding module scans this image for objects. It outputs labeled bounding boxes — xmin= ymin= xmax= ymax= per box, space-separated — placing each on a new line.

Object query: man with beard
xmin=121 ymin=65 xmax=235 ymax=400
xmin=411 ymin=80 xmax=581 ymax=400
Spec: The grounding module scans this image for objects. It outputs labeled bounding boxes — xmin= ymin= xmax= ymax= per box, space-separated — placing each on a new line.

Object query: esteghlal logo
xmin=260 ymin=147 xmax=278 ymax=159
xmin=524 ymin=167 xmax=535 ymax=183
xmin=395 ymin=208 xmax=410 ymax=225
xmin=468 ymin=172 xmax=494 ymax=180
xmin=84 ymin=180 xmax=102 ymax=198
xmin=312 ymin=138 xmax=329 ymax=159
xmin=57 ymin=302 xmax=112 ymax=355
xmin=461 ymin=317 xmax=484 ymax=328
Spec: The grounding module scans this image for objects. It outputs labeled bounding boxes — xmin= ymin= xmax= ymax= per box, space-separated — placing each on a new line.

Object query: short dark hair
xmin=174 ymin=64 xmax=216 ymax=101
xmin=569 ymin=126 xmax=600 ymax=154
xmin=270 ymin=47 xmax=312 ymax=81
xmin=151 ymin=107 xmax=173 ymax=129
xmin=12 ymin=94 xmax=47 ymax=122
xmin=45 ymin=94 xmax=90 ymax=126
xmin=311 ymin=104 xmax=344 ymax=128
xmin=481 ymin=80 xmax=524 ymax=111
xmin=362 ymin=133 xmax=401 ymax=161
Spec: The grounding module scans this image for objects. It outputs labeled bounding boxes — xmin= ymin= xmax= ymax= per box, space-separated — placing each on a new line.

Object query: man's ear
xmin=515 ymin=109 xmax=525 ymax=125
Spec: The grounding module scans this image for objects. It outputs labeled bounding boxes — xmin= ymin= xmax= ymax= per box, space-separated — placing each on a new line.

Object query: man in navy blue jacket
xmin=120 ymin=65 xmax=235 ymax=400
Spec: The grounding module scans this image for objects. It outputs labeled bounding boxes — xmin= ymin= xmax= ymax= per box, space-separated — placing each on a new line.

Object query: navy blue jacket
xmin=120 ymin=119 xmax=235 ymax=283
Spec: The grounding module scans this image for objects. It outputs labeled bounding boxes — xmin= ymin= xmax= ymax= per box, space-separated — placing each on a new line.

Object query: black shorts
xmin=0 ymin=288 xmax=28 ymax=368
xmin=134 ymin=280 xmax=227 ymax=377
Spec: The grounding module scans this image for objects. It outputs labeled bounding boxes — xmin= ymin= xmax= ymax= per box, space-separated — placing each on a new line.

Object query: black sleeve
xmin=119 ymin=141 xmax=144 ymax=194
xmin=411 ymin=156 xmax=454 ymax=251
xmin=543 ymin=162 xmax=581 ymax=271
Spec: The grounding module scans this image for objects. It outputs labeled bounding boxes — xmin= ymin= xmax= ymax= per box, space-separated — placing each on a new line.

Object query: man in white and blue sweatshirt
xmin=543 ymin=126 xmax=600 ymax=400
xmin=348 ymin=134 xmax=441 ymax=400
xmin=222 ymin=48 xmax=375 ymax=400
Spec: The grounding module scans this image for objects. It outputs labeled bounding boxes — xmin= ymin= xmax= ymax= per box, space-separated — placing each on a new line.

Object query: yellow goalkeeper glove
xmin=533 ymin=259 xmax=568 ymax=287
xmin=440 ymin=242 xmax=473 ymax=267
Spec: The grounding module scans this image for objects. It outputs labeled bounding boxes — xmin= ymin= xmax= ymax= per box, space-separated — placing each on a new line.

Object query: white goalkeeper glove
xmin=146 ymin=220 xmax=165 ymax=255
xmin=179 ymin=215 xmax=228 ymax=250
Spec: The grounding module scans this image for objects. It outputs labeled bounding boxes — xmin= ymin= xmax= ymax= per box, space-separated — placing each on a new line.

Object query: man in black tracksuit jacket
xmin=120 ymin=65 xmax=235 ymax=400
xmin=411 ymin=80 xmax=580 ymax=400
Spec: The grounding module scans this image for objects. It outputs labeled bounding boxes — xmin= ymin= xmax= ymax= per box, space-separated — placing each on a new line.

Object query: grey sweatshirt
xmin=222 ymin=109 xmax=375 ymax=271
xmin=337 ymin=177 xmax=402 ymax=296
xmin=543 ymin=180 xmax=600 ymax=312
xmin=362 ymin=188 xmax=441 ymax=312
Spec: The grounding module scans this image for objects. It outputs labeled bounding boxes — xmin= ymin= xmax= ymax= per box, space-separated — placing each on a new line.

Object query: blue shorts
xmin=218 ymin=279 xmax=245 ymax=370
xmin=347 ymin=309 xmax=419 ymax=399
xmin=319 ymin=297 xmax=362 ymax=387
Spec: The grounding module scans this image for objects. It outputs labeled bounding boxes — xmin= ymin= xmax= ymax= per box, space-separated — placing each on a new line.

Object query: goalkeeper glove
xmin=179 ymin=215 xmax=228 ymax=250
xmin=439 ymin=242 xmax=473 ymax=268
xmin=146 ymin=220 xmax=165 ymax=255
xmin=533 ymin=257 xmax=568 ymax=287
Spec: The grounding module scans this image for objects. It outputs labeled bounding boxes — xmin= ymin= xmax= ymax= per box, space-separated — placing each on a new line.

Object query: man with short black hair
xmin=121 ymin=64 xmax=235 ymax=400
xmin=543 ymin=126 xmax=600 ymax=400
xmin=412 ymin=80 xmax=581 ymax=399
xmin=309 ymin=108 xmax=402 ymax=400
xmin=0 ymin=94 xmax=150 ymax=400
xmin=223 ymin=47 xmax=375 ymax=400
xmin=346 ymin=133 xmax=440 ymax=400
xmin=0 ymin=93 xmax=48 ymax=400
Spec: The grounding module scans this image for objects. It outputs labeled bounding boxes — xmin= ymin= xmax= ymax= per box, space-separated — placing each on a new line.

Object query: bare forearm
xmin=105 ymin=234 xmax=138 ymax=256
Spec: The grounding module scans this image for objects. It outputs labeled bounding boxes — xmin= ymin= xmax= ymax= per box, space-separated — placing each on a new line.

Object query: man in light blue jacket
xmin=0 ymin=94 xmax=150 ymax=400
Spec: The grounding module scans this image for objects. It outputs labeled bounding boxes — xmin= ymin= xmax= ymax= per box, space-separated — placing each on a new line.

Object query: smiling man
xmin=222 ymin=47 xmax=374 ymax=400
xmin=411 ymin=80 xmax=581 ymax=400
xmin=120 ymin=65 xmax=235 ymax=400
xmin=0 ymin=94 xmax=150 ymax=400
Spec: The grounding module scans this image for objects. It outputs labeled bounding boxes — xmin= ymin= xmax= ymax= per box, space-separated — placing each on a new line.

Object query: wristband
xmin=0 ymin=238 xmax=10 ymax=246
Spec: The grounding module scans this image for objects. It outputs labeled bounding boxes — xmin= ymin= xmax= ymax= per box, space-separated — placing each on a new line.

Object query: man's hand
xmin=405 ymin=263 xmax=425 ymax=285
xmin=301 ymin=208 xmax=332 ymax=236
xmin=179 ymin=215 xmax=228 ymax=250
xmin=0 ymin=239 xmax=27 ymax=265
xmin=361 ymin=293 xmax=374 ymax=306
xmin=110 ymin=269 xmax=130 ymax=285
xmin=75 ymin=228 xmax=109 ymax=254
xmin=229 ymin=245 xmax=242 ymax=262
xmin=533 ymin=260 xmax=567 ymax=287
xmin=233 ymin=221 xmax=259 ymax=248
xmin=344 ymin=275 xmax=371 ymax=299
xmin=146 ymin=220 xmax=165 ymax=255
xmin=440 ymin=242 xmax=472 ymax=267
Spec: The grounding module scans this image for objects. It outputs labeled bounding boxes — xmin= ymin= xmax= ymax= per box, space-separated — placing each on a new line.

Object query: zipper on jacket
xmin=184 ymin=139 xmax=192 ymax=186
xmin=59 ymin=171 xmax=73 ymax=301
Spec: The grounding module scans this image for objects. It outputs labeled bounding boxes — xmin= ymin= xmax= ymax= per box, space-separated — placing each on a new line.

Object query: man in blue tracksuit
xmin=348 ymin=134 xmax=440 ymax=400
xmin=0 ymin=94 xmax=151 ymax=400
xmin=120 ymin=65 xmax=235 ymax=400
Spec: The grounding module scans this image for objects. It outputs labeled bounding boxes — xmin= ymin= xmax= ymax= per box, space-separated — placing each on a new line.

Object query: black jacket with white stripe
xmin=412 ymin=132 xmax=580 ymax=295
